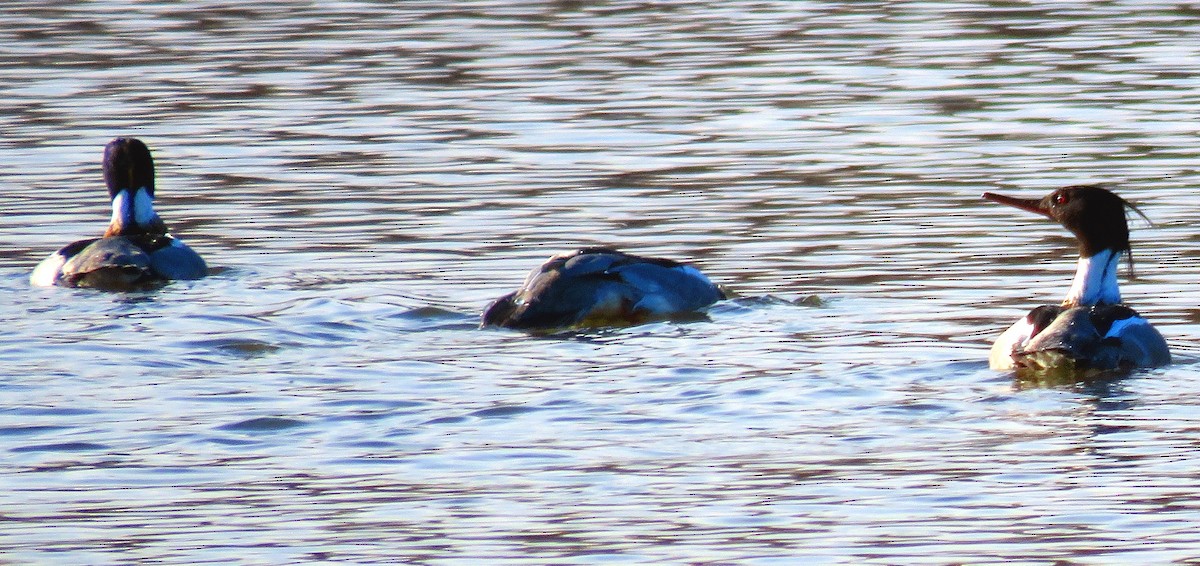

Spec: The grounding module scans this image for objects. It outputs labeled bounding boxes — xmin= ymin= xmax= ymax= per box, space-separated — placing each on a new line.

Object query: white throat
xmin=1064 ymin=248 xmax=1122 ymax=306
xmin=109 ymin=187 xmax=159 ymax=229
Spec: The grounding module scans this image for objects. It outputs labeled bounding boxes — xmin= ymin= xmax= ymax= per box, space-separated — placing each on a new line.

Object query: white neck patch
xmin=110 ymin=190 xmax=131 ymax=229
xmin=132 ymin=187 xmax=157 ymax=226
xmin=1065 ymin=248 xmax=1122 ymax=306
xmin=109 ymin=187 xmax=158 ymax=230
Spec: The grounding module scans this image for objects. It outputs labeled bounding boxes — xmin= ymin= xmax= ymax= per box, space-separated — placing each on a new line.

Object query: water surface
xmin=4 ymin=1 xmax=1200 ymax=563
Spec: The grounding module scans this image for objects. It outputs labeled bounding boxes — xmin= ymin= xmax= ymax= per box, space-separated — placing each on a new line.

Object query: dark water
xmin=4 ymin=1 xmax=1200 ymax=562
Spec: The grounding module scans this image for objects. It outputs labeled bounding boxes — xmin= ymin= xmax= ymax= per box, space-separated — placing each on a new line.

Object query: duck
xmin=481 ymin=247 xmax=725 ymax=330
xmin=982 ymin=185 xmax=1169 ymax=375
xmin=30 ymin=137 xmax=207 ymax=290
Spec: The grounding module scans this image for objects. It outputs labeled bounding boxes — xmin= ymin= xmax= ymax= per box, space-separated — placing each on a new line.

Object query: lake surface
xmin=4 ymin=1 xmax=1200 ymax=562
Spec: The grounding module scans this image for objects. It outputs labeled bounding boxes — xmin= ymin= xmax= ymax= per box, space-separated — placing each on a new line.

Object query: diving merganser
xmin=481 ymin=247 xmax=725 ymax=330
xmin=982 ymin=185 xmax=1169 ymax=375
xmin=30 ymin=137 xmax=207 ymax=290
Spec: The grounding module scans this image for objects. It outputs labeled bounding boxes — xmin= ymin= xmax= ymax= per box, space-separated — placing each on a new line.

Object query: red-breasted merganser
xmin=983 ymin=185 xmax=1169 ymax=375
xmin=481 ymin=247 xmax=725 ymax=330
xmin=30 ymin=137 xmax=207 ymax=290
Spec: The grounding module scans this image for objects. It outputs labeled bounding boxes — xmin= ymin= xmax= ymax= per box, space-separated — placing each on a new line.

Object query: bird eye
xmin=1054 ymin=192 xmax=1069 ymax=206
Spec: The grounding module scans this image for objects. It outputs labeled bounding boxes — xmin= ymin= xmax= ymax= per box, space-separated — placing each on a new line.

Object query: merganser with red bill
xmin=982 ymin=185 xmax=1169 ymax=375
xmin=481 ymin=247 xmax=725 ymax=331
xmin=30 ymin=138 xmax=207 ymax=290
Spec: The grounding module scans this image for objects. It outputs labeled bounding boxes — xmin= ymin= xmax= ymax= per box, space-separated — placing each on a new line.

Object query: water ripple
xmin=3 ymin=1 xmax=1200 ymax=563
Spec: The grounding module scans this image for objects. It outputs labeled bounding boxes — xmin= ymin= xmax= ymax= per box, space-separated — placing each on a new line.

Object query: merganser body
xmin=482 ymin=247 xmax=724 ymax=331
xmin=31 ymin=138 xmax=207 ymax=290
xmin=983 ymin=185 xmax=1169 ymax=376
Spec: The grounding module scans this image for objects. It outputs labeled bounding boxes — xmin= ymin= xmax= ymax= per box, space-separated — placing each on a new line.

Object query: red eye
xmin=1054 ymin=192 xmax=1069 ymax=206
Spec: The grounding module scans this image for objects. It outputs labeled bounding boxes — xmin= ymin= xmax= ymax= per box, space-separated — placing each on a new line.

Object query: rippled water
xmin=4 ymin=1 xmax=1200 ymax=562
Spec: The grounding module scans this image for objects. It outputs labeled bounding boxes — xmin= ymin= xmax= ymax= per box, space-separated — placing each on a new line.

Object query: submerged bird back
xmin=482 ymin=248 xmax=724 ymax=330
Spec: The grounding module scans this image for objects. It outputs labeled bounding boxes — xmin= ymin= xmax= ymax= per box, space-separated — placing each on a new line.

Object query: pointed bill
xmin=982 ymin=192 xmax=1053 ymax=219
